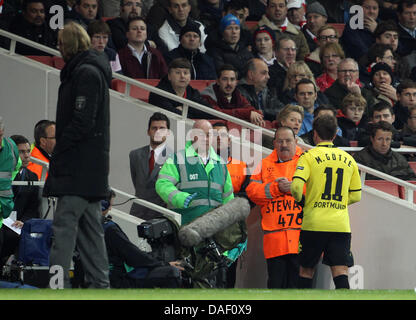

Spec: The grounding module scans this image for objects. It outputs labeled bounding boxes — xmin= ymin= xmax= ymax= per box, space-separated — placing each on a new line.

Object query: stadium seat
xmin=245 ymin=21 xmax=259 ymax=31
xmin=329 ymin=23 xmax=346 ymax=37
xmin=190 ymin=80 xmax=215 ymax=92
xmin=398 ymin=180 xmax=416 ymax=203
xmin=365 ymin=180 xmax=400 ymax=198
xmin=111 ymin=78 xmax=160 ymax=102
xmin=52 ymin=56 xmax=65 ymax=70
xmin=409 ymin=162 xmax=416 ymax=174
xmin=25 ymin=55 xmax=54 ymax=67
xmin=101 ymin=17 xmax=115 ymax=22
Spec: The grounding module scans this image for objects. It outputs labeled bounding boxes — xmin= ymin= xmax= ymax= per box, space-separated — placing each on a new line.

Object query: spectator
xmin=148 ymin=58 xmax=214 ymax=119
xmin=198 ymin=0 xmax=225 ymax=32
xmin=118 ymin=17 xmax=168 ymax=79
xmin=206 ymin=13 xmax=254 ymax=78
xmin=27 ymin=120 xmax=55 ymax=181
xmin=400 ymin=105 xmax=416 ymax=148
xmin=300 ymin=105 xmax=350 ymax=147
xmin=367 ymin=62 xmax=398 ymax=107
xmin=246 ymin=0 xmax=266 ymax=21
xmin=294 ymin=78 xmax=320 ymax=136
xmin=158 ymin=0 xmax=207 ymax=53
xmin=202 ymin=64 xmax=265 ymax=126
xmin=316 ymin=42 xmax=345 ymax=92
xmin=258 ymin=0 xmax=309 ymax=60
xmin=44 ymin=22 xmax=112 ymax=288
xmin=8 ymin=0 xmax=57 ymax=56
xmin=65 ymin=0 xmax=99 ymax=29
xmin=247 ymin=126 xmax=304 ymax=288
xmin=270 ymin=36 xmax=297 ymax=94
xmin=358 ymin=101 xmax=402 ymax=148
xmin=337 ymin=93 xmax=368 ymax=143
xmin=394 ymin=80 xmax=416 ymax=130
xmin=237 ymin=58 xmax=285 ymax=122
xmin=340 ymin=0 xmax=379 ymax=60
xmin=276 ymin=104 xmax=305 ymax=143
xmin=396 ymin=0 xmax=416 ymax=57
xmin=354 ymin=121 xmax=416 ymax=180
xmin=146 ymin=0 xmax=200 ymax=31
xmin=302 ymin=1 xmax=327 ymax=53
xmin=0 ymin=135 xmax=40 ymax=268
xmin=280 ymin=61 xmax=329 ymax=106
xmin=164 ymin=22 xmax=217 ymax=80
xmin=87 ymin=20 xmax=122 ymax=73
xmin=324 ymin=58 xmax=377 ymax=111
xmin=359 ymin=43 xmax=397 ymax=87
xmin=304 ymin=24 xmax=340 ymax=78
xmin=286 ymin=0 xmax=306 ymax=30
xmin=129 ymin=112 xmax=172 ymax=220
xmin=253 ymin=25 xmax=277 ymax=67
xmin=0 ymin=117 xmax=21 ymax=264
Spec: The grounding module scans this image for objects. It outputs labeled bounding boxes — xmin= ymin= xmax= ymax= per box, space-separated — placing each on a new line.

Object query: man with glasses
xmin=324 ymin=58 xmax=377 ymax=111
xmin=27 ymin=120 xmax=56 ymax=181
xmin=258 ymin=0 xmax=310 ymax=60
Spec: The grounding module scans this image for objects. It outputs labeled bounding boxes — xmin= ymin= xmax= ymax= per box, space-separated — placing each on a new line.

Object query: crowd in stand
xmin=2 ymin=0 xmax=416 ymax=289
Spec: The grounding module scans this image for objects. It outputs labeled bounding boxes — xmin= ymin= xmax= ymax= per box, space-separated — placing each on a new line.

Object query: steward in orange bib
xmin=246 ymin=126 xmax=304 ymax=288
xmin=212 ymin=122 xmax=252 ymax=288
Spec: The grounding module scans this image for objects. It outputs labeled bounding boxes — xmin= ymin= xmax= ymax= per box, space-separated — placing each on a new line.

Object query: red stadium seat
xmin=245 ymin=21 xmax=259 ymax=31
xmin=398 ymin=180 xmax=416 ymax=203
xmin=329 ymin=23 xmax=346 ymax=37
xmin=101 ymin=17 xmax=115 ymax=22
xmin=365 ymin=180 xmax=400 ymax=198
xmin=409 ymin=162 xmax=416 ymax=174
xmin=26 ymin=55 xmax=54 ymax=67
xmin=111 ymin=79 xmax=160 ymax=102
xmin=52 ymin=56 xmax=65 ymax=70
xmin=190 ymin=79 xmax=215 ymax=92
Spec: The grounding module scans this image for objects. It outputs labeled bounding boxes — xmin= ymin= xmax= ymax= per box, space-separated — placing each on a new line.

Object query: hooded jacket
xmin=43 ymin=50 xmax=112 ymax=199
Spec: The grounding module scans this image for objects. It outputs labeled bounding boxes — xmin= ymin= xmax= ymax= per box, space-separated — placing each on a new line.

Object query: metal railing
xmin=2 ymin=28 xmax=416 ymax=207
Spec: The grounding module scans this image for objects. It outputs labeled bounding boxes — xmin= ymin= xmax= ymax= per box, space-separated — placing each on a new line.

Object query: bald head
xmin=191 ymin=120 xmax=213 ymax=156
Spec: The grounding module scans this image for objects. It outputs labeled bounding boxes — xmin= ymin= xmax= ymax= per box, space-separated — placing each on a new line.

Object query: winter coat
xmin=164 ymin=45 xmax=217 ymax=80
xmin=353 ymin=145 xmax=416 ymax=180
xmin=43 ymin=50 xmax=112 ymax=199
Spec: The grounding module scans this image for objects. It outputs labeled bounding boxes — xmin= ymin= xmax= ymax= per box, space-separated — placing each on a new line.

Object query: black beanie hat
xmin=179 ymin=22 xmax=201 ymax=40
xmin=370 ymin=62 xmax=394 ymax=81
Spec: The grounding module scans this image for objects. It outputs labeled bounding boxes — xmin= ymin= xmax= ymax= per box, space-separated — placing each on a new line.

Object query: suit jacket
xmin=12 ymin=168 xmax=40 ymax=222
xmin=129 ymin=145 xmax=172 ymax=220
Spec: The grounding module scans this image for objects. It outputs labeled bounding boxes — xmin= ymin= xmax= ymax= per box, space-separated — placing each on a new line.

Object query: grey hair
xmin=337 ymin=58 xmax=359 ymax=71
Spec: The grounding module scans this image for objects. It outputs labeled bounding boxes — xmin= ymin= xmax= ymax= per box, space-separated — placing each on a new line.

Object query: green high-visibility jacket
xmin=156 ymin=141 xmax=234 ymax=225
xmin=0 ymin=137 xmax=22 ymax=227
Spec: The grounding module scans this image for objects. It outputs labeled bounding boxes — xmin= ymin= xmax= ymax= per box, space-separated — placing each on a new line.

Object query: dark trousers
xmin=266 ymin=254 xmax=299 ymax=289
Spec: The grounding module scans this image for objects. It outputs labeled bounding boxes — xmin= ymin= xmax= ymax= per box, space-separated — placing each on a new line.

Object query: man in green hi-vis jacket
xmin=156 ymin=119 xmax=234 ymax=226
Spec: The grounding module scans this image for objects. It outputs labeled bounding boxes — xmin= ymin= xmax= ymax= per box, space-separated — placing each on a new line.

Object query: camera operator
xmin=94 ymin=190 xmax=184 ymax=288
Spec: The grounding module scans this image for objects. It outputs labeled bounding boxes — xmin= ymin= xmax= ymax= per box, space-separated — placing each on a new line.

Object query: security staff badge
xmin=75 ymin=96 xmax=87 ymax=110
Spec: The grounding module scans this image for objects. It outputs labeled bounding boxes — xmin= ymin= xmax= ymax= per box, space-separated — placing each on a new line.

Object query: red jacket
xmin=118 ymin=44 xmax=168 ymax=79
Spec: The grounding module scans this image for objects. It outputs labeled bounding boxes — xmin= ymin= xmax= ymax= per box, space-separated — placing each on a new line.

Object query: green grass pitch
xmin=0 ymin=289 xmax=414 ymax=300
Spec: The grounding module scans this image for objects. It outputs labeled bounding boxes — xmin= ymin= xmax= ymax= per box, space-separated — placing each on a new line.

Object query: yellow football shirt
xmin=292 ymin=142 xmax=362 ymax=232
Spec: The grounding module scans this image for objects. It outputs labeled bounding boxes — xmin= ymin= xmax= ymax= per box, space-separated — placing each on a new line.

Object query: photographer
xmin=99 ymin=191 xmax=184 ymax=288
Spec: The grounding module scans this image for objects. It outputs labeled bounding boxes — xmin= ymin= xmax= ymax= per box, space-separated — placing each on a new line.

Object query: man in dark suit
xmin=0 ymin=135 xmax=40 ymax=267
xmin=129 ymin=112 xmax=172 ymax=220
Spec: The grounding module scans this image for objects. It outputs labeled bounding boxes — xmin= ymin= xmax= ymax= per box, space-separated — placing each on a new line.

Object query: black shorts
xmin=298 ymin=230 xmax=354 ymax=268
